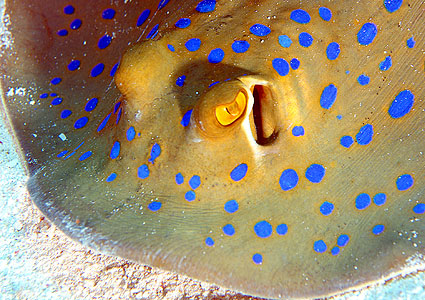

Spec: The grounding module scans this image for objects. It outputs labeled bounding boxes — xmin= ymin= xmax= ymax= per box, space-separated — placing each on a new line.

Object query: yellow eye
xmin=215 ymin=91 xmax=247 ymax=126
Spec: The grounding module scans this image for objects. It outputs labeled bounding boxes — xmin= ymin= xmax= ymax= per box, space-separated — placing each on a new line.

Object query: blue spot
xmin=167 ymin=44 xmax=175 ymax=52
xmin=298 ymin=32 xmax=313 ymax=47
xmin=357 ymin=23 xmax=377 ymax=45
xmin=340 ymin=136 xmax=354 ymax=148
xmin=357 ymin=74 xmax=370 ymax=85
xmin=79 ymin=151 xmax=92 ymax=161
xmin=224 ymin=200 xmax=239 ymax=214
xmin=305 ymin=164 xmax=325 ymax=183
xmin=388 ymin=90 xmax=414 ymax=118
xmin=138 ymin=164 xmax=150 ymax=179
xmin=372 ymin=225 xmax=385 ymax=235
xmin=326 ymin=42 xmax=340 ymax=60
xmin=337 ymin=115 xmax=343 ymax=120
xmin=356 ymin=124 xmax=373 ymax=145
xmin=337 ymin=234 xmax=350 ymax=247
xmin=250 ymin=24 xmax=271 ymax=37
xmin=196 ymin=0 xmax=216 ymax=13
xmin=355 ymin=193 xmax=371 ymax=210
xmin=74 ymin=117 xmax=88 ymax=129
xmin=252 ymin=253 xmax=263 ymax=264
xmin=97 ymin=113 xmax=111 ymax=132
xmin=209 ymin=81 xmax=220 ymax=88
xmin=110 ymin=141 xmax=120 ymax=159
xmin=279 ymin=169 xmax=299 ymax=191
xmin=185 ymin=191 xmax=196 ymax=201
xmin=64 ymin=5 xmax=75 ymax=14
xmin=205 ymin=237 xmax=214 ymax=246
xmin=185 ymin=38 xmax=201 ymax=51
xmin=290 ymin=58 xmax=300 ymax=70
xmin=85 ymin=98 xmax=98 ymax=112
xmin=40 ymin=93 xmax=48 ymax=99
xmin=176 ymin=75 xmax=186 ymax=87
xmin=396 ymin=174 xmax=413 ymax=191
xmin=126 ymin=126 xmax=136 ymax=141
xmin=290 ymin=9 xmax=311 ymax=24
xmin=272 ymin=58 xmax=289 ymax=76
xmin=110 ymin=63 xmax=119 ymax=77
xmin=175 ymin=173 xmax=184 ymax=185
xmin=208 ymin=48 xmax=224 ymax=63
xmin=232 ymin=40 xmax=250 ymax=53
xmin=148 ymin=202 xmax=162 ymax=212
xmin=57 ymin=151 xmax=68 ymax=158
xmin=57 ymin=29 xmax=68 ymax=36
xmin=320 ymin=84 xmax=337 ymax=109
xmin=175 ymin=18 xmax=191 ymax=28
xmin=137 ymin=9 xmax=150 ymax=27
xmin=222 ymin=224 xmax=235 ymax=236
xmin=373 ymin=193 xmax=387 ymax=206
xmin=413 ymin=203 xmax=425 ymax=214
xmin=254 ymin=221 xmax=272 ymax=238
xmin=407 ymin=37 xmax=416 ymax=48
xmin=61 ymin=110 xmax=72 ymax=119
xmin=70 ymin=19 xmax=82 ymax=30
xmin=148 ymin=143 xmax=161 ymax=164
xmin=313 ymin=240 xmax=327 ymax=253
xmin=181 ymin=109 xmax=192 ymax=127
xmin=230 ymin=163 xmax=248 ymax=182
xmin=276 ymin=224 xmax=288 ymax=235
xmin=51 ymin=77 xmax=62 ymax=85
xmin=189 ymin=175 xmax=201 ymax=189
xmin=51 ymin=97 xmax=63 ymax=106
xmin=91 ymin=63 xmax=105 ymax=77
xmin=50 ymin=93 xmax=58 ymax=97
xmin=292 ymin=126 xmax=304 ymax=136
xmin=116 ymin=108 xmax=122 ymax=124
xmin=68 ymin=60 xmax=80 ymax=71
xmin=146 ymin=24 xmax=159 ymax=39
xmin=278 ymin=35 xmax=292 ymax=48
xmin=384 ymin=0 xmax=403 ymax=13
xmin=98 ymin=35 xmax=112 ymax=49
xmin=320 ymin=201 xmax=334 ymax=216
xmin=379 ymin=56 xmax=392 ymax=71
xmin=106 ymin=173 xmax=117 ymax=182
xmin=158 ymin=0 xmax=170 ymax=10
xmin=319 ymin=7 xmax=332 ymax=21
xmin=102 ymin=9 xmax=116 ymax=19
xmin=114 ymin=101 xmax=122 ymax=113
xmin=331 ymin=247 xmax=340 ymax=256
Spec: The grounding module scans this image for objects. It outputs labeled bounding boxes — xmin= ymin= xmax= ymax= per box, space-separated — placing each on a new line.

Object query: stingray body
xmin=1 ymin=0 xmax=424 ymax=298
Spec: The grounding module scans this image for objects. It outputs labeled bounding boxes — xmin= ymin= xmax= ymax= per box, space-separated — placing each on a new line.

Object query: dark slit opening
xmin=251 ymin=85 xmax=278 ymax=146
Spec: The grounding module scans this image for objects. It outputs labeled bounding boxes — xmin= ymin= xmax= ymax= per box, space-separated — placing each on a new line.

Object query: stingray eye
xmin=215 ymin=91 xmax=247 ymax=126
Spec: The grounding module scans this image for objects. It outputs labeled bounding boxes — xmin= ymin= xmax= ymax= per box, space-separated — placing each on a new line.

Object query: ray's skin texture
xmin=0 ymin=0 xmax=424 ymax=299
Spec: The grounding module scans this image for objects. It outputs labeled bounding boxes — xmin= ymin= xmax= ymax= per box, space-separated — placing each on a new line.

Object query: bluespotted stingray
xmin=0 ymin=0 xmax=424 ymax=298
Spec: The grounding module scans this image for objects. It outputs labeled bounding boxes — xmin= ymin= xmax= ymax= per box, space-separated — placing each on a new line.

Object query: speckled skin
xmin=0 ymin=1 xmax=424 ymax=299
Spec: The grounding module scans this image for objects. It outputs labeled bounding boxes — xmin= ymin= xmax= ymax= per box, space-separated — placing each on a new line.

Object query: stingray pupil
xmin=251 ymin=85 xmax=278 ymax=146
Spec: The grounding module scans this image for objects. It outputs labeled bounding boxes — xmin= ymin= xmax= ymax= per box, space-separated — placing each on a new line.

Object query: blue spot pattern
xmin=175 ymin=173 xmax=184 ymax=185
xmin=314 ymin=240 xmax=327 ymax=253
xmin=250 ymin=24 xmax=271 ymax=37
xmin=326 ymin=42 xmax=340 ymax=60
xmin=208 ymin=48 xmax=224 ymax=63
xmin=224 ymin=200 xmax=239 ymax=213
xmin=185 ymin=191 xmax=196 ymax=201
xmin=85 ymin=98 xmax=98 ymax=112
xmin=79 ymin=151 xmax=92 ymax=161
xmin=379 ymin=56 xmax=392 ymax=71
xmin=320 ymin=84 xmax=337 ymax=109
xmin=148 ymin=202 xmax=162 ymax=212
xmin=138 ymin=164 xmax=150 ymax=179
xmin=272 ymin=58 xmax=289 ymax=76
xmin=232 ymin=41 xmax=250 ymax=53
xmin=185 ymin=38 xmax=201 ymax=51
xmin=196 ymin=0 xmax=216 ymax=13
xmin=413 ymin=203 xmax=425 ymax=214
xmin=290 ymin=58 xmax=300 ymax=70
xmin=279 ymin=169 xmax=298 ymax=191
xmin=278 ymin=35 xmax=292 ymax=48
xmin=355 ymin=193 xmax=371 ymax=210
xmin=98 ymin=35 xmax=112 ymax=49
xmin=126 ymin=126 xmax=136 ymax=141
xmin=357 ymin=23 xmax=377 ymax=45
xmin=373 ymin=193 xmax=387 ymax=206
xmin=70 ymin=19 xmax=82 ymax=30
xmin=252 ymin=253 xmax=263 ymax=264
xmin=276 ymin=224 xmax=288 ymax=235
xmin=51 ymin=97 xmax=63 ymax=105
xmin=137 ymin=10 xmax=150 ymax=27
xmin=407 ymin=37 xmax=416 ymax=48
xmin=64 ymin=5 xmax=75 ymax=14
xmin=74 ymin=117 xmax=88 ymax=129
xmin=146 ymin=24 xmax=159 ymax=39
xmin=223 ymin=224 xmax=235 ymax=236
xmin=292 ymin=126 xmax=304 ymax=136
xmin=61 ymin=110 xmax=72 ymax=119
xmin=384 ymin=0 xmax=403 ymax=13
xmin=396 ymin=174 xmax=413 ymax=191
xmin=254 ymin=221 xmax=272 ymax=238
xmin=388 ymin=90 xmax=414 ymax=118
xmin=148 ymin=143 xmax=161 ymax=163
xmin=230 ymin=163 xmax=248 ymax=181
xmin=372 ymin=225 xmax=385 ymax=235
xmin=355 ymin=124 xmax=373 ymax=145
xmin=205 ymin=237 xmax=214 ymax=246
xmin=181 ymin=109 xmax=193 ymax=127
xmin=106 ymin=173 xmax=117 ymax=182
xmin=102 ymin=9 xmax=116 ymax=19
xmin=189 ymin=175 xmax=201 ymax=189
xmin=320 ymin=201 xmax=334 ymax=216
xmin=305 ymin=164 xmax=325 ymax=183
xmin=337 ymin=234 xmax=350 ymax=247
xmin=110 ymin=141 xmax=120 ymax=159
xmin=176 ymin=75 xmax=186 ymax=87
xmin=357 ymin=74 xmax=370 ymax=85
xmin=167 ymin=44 xmax=175 ymax=52
xmin=340 ymin=136 xmax=354 ymax=148
xmin=91 ymin=63 xmax=105 ymax=77
xmin=299 ymin=32 xmax=313 ymax=47
xmin=319 ymin=7 xmax=332 ymax=21
xmin=175 ymin=18 xmax=191 ymax=28
xmin=290 ymin=9 xmax=311 ymax=24
xmin=68 ymin=60 xmax=80 ymax=71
